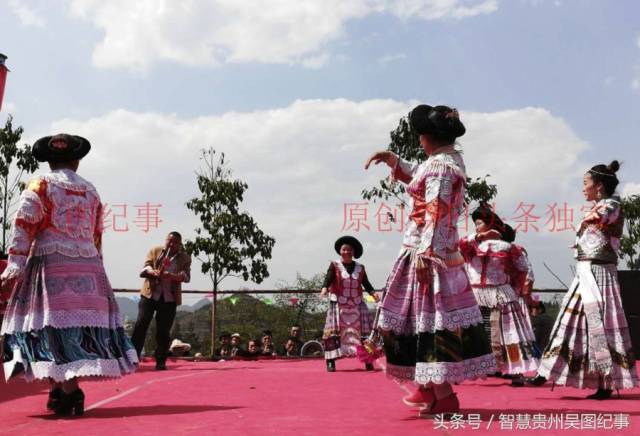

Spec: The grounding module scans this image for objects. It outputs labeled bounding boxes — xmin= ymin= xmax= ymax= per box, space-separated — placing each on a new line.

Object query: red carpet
xmin=0 ymin=358 xmax=638 ymax=435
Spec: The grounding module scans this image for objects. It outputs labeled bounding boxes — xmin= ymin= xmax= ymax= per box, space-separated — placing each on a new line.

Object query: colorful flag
xmin=0 ymin=54 xmax=8 ymax=112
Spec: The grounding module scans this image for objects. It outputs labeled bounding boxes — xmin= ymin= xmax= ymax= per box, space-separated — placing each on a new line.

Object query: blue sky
xmin=1 ymin=0 xmax=639 ymax=297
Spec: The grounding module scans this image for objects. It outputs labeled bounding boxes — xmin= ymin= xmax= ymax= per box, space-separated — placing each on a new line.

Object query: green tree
xmin=362 ymin=113 xmax=497 ymax=209
xmin=171 ymin=292 xmax=329 ymax=356
xmin=620 ymin=194 xmax=640 ymax=270
xmin=0 ymin=115 xmax=39 ymax=252
xmin=185 ymin=147 xmax=276 ymax=354
xmin=274 ymin=273 xmax=329 ymax=339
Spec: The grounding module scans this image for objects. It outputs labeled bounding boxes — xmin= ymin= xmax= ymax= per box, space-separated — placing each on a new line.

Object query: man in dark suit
xmin=131 ymin=231 xmax=192 ymax=370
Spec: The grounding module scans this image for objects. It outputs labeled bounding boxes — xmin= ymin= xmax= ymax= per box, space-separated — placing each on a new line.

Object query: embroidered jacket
xmin=391 ymin=146 xmax=467 ymax=261
xmin=459 ymin=236 xmax=529 ymax=289
xmin=328 ymin=260 xmax=367 ymax=306
xmin=1 ymin=169 xmax=103 ymax=280
xmin=575 ymin=196 xmax=623 ymax=264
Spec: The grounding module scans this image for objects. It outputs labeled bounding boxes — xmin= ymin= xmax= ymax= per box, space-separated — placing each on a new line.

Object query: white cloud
xmin=378 ymin=53 xmax=407 ymax=64
xmin=385 ymin=0 xmax=497 ymax=20
xmin=300 ymin=53 xmax=333 ymax=69
xmin=462 ymin=107 xmax=589 ymax=207
xmin=622 ymin=183 xmax=640 ymax=197
xmin=65 ymin=0 xmax=499 ymax=71
xmin=520 ymin=0 xmax=562 ymax=6
xmin=520 ymin=0 xmax=563 ymax=8
xmin=29 ymin=99 xmax=589 ymax=299
xmin=7 ymin=0 xmax=46 ymax=27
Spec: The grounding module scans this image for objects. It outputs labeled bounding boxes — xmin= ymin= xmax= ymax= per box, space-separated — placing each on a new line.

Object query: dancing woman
xmin=502 ymin=223 xmax=541 ymax=365
xmin=529 ymin=161 xmax=638 ymax=398
xmin=459 ymin=206 xmax=540 ymax=387
xmin=320 ymin=236 xmax=379 ymax=372
xmin=365 ymin=105 xmax=495 ymax=417
xmin=0 ymin=134 xmax=138 ymax=416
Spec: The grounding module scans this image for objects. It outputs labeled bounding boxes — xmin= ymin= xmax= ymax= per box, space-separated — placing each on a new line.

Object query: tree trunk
xmin=211 ymin=272 xmax=218 ymax=357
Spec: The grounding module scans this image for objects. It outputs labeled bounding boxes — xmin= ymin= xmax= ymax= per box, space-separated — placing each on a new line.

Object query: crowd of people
xmin=213 ymin=326 xmax=310 ymax=359
xmin=0 ymin=103 xmax=637 ymax=420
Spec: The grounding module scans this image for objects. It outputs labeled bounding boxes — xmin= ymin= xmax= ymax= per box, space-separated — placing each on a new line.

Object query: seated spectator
xmin=245 ymin=339 xmax=261 ymax=359
xmin=290 ymin=324 xmax=304 ymax=343
xmin=283 ymin=325 xmax=304 ymax=354
xmin=284 ymin=336 xmax=301 ymax=357
xmin=230 ymin=333 xmax=245 ymax=357
xmin=260 ymin=330 xmax=277 ymax=357
xmin=215 ymin=331 xmax=232 ymax=359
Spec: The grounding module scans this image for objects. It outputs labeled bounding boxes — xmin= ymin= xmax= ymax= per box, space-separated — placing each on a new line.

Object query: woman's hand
xmin=320 ymin=287 xmax=329 ymax=298
xmin=583 ymin=202 xmax=610 ymax=223
xmin=583 ymin=211 xmax=600 ymax=222
xmin=364 ymin=151 xmax=398 ymax=170
xmin=475 ymin=229 xmax=502 ymax=242
xmin=370 ymin=292 xmax=381 ymax=303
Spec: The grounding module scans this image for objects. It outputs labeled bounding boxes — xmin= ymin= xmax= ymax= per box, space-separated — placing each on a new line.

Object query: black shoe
xmin=487 ymin=371 xmax=503 ymax=378
xmin=53 ymin=389 xmax=85 ymax=416
xmin=586 ymin=388 xmax=612 ymax=400
xmin=365 ymin=363 xmax=374 ymax=371
xmin=46 ymin=387 xmax=63 ymax=411
xmin=155 ymin=362 xmax=167 ymax=371
xmin=326 ymin=359 xmax=336 ymax=372
xmin=526 ymin=375 xmax=547 ymax=386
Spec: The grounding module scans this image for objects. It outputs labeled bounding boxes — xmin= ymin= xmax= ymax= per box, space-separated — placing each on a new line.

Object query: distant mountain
xmin=115 ymin=296 xmax=213 ymax=319
xmin=178 ymin=298 xmax=211 ymax=312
